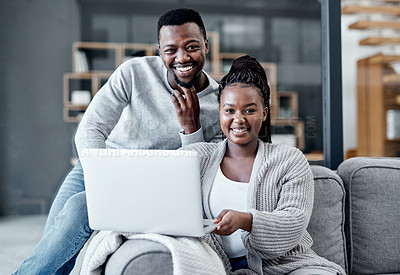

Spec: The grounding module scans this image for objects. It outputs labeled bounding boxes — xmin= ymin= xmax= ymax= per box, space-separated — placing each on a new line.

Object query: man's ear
xmin=205 ymin=38 xmax=209 ymax=54
xmin=158 ymin=44 xmax=161 ymax=56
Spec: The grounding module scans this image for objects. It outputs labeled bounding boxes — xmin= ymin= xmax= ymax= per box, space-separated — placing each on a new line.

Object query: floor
xmin=0 ymin=215 xmax=84 ymax=275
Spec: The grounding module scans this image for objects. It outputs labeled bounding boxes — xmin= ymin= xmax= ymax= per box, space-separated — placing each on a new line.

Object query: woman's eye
xmin=245 ymin=109 xmax=256 ymax=114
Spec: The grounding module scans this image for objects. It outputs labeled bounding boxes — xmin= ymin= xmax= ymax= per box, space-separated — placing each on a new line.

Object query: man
xmin=15 ymin=8 xmax=221 ymax=274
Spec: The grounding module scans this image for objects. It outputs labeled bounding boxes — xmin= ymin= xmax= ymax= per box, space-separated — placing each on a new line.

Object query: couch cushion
xmin=309 ymin=165 xmax=347 ymax=273
xmin=338 ymin=157 xmax=400 ymax=274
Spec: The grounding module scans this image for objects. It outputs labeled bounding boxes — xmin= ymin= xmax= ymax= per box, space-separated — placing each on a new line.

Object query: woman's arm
xmin=213 ymin=209 xmax=252 ymax=235
xmin=243 ymin=171 xmax=314 ymax=260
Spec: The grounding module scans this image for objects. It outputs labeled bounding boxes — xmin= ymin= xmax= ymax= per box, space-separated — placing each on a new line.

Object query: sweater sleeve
xmin=75 ymin=63 xmax=131 ymax=158
xmin=242 ymin=149 xmax=314 ymax=259
xmin=179 ymin=127 xmax=205 ymax=146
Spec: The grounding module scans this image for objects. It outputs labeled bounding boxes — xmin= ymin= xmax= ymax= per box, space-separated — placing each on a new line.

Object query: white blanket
xmin=80 ymin=231 xmax=226 ymax=275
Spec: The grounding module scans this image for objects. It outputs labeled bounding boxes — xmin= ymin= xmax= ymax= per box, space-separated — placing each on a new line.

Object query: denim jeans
xmin=14 ymin=161 xmax=93 ymax=275
xmin=229 ymin=256 xmax=249 ymax=271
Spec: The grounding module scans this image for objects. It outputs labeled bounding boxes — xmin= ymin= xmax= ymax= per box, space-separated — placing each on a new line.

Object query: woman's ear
xmin=263 ymin=107 xmax=268 ymax=121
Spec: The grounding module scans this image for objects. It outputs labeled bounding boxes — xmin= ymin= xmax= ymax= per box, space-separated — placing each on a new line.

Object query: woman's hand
xmin=170 ymin=85 xmax=200 ymax=134
xmin=213 ymin=209 xmax=253 ymax=236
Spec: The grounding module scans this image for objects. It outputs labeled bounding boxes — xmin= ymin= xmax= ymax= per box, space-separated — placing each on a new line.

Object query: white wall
xmin=341 ymin=14 xmax=400 ymax=154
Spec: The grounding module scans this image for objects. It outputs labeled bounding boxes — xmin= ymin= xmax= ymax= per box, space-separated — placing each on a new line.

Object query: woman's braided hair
xmin=218 ymin=55 xmax=272 ymax=143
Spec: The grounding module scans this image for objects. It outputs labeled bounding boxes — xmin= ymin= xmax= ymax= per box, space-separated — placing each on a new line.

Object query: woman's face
xmin=219 ymin=83 xmax=267 ymax=146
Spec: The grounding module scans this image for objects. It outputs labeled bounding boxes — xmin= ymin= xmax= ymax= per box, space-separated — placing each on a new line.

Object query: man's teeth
xmin=232 ymin=128 xmax=248 ymax=133
xmin=176 ymin=65 xmax=193 ymax=72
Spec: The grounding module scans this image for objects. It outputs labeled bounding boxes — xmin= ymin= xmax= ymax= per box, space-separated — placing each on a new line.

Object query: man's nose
xmin=175 ymin=50 xmax=189 ymax=62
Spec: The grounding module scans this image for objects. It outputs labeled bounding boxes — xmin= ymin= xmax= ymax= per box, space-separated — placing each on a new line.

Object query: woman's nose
xmin=233 ymin=112 xmax=245 ymax=123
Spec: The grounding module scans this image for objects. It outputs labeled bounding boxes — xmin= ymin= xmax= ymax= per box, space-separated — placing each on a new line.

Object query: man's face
xmin=158 ymin=22 xmax=209 ymax=89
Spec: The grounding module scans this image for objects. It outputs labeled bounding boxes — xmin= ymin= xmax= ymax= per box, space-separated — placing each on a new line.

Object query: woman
xmin=184 ymin=55 xmax=345 ymax=274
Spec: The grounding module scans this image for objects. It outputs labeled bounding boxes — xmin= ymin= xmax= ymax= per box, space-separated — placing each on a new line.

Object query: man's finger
xmin=190 ymin=86 xmax=199 ymax=107
xmin=170 ymin=94 xmax=181 ymax=111
xmin=172 ymin=90 xmax=186 ymax=110
xmin=182 ymin=87 xmax=194 ymax=107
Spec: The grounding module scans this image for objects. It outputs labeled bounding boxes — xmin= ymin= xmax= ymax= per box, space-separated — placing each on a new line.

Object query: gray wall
xmin=0 ymin=0 xmax=80 ymax=215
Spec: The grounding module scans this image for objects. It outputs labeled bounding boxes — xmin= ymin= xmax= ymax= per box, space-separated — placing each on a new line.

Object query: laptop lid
xmin=80 ymin=148 xmax=215 ymax=237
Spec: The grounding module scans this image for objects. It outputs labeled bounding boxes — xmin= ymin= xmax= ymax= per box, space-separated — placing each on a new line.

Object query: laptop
xmin=80 ymin=148 xmax=216 ymax=237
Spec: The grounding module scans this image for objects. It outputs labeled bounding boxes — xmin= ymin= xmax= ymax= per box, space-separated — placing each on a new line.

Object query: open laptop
xmin=80 ymin=148 xmax=216 ymax=237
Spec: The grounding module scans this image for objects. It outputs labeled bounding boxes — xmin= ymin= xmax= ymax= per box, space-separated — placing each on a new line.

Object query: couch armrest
xmin=338 ymin=157 xmax=400 ymax=275
xmin=104 ymin=239 xmax=173 ymax=275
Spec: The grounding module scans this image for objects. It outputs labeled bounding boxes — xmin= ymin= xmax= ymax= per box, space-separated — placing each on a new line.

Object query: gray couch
xmin=103 ymin=157 xmax=400 ymax=275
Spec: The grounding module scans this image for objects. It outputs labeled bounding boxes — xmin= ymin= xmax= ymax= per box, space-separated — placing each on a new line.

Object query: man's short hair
xmin=157 ymin=8 xmax=207 ymax=42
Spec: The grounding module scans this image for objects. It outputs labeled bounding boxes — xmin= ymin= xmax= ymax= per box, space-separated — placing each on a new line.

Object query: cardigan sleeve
xmin=242 ymin=149 xmax=314 ymax=260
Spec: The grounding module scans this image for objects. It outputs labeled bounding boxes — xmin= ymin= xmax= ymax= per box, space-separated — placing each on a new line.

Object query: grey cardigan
xmin=183 ymin=140 xmax=345 ymax=275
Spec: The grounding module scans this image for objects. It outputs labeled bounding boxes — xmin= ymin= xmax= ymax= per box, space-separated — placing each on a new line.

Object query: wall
xmin=0 ymin=0 xmax=80 ymax=215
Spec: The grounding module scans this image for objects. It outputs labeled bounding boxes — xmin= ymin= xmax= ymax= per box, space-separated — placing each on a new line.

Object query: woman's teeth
xmin=232 ymin=128 xmax=248 ymax=133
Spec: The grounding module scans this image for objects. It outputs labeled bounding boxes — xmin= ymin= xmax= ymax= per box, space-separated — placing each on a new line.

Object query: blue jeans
xmin=14 ymin=161 xmax=93 ymax=275
xmin=229 ymin=256 xmax=249 ymax=271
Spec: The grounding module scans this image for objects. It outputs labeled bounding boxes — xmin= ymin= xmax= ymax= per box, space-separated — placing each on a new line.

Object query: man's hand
xmin=213 ymin=209 xmax=253 ymax=236
xmin=170 ymin=86 xmax=200 ymax=134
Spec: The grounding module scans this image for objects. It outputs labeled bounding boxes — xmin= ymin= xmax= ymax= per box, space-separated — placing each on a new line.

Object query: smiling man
xmin=14 ymin=8 xmax=221 ymax=275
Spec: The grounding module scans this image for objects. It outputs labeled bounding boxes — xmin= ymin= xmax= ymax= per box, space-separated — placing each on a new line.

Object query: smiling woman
xmin=178 ymin=55 xmax=345 ymax=274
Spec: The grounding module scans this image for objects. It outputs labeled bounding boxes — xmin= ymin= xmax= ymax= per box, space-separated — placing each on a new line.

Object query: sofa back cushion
xmin=338 ymin=157 xmax=400 ymax=275
xmin=309 ymin=165 xmax=347 ymax=273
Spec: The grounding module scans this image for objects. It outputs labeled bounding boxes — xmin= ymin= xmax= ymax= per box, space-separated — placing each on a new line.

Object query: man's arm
xmin=75 ymin=65 xmax=130 ymax=159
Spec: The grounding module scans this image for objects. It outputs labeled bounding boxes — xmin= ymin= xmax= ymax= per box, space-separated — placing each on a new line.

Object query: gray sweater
xmin=183 ymin=140 xmax=345 ymax=275
xmin=75 ymin=56 xmax=222 ymax=158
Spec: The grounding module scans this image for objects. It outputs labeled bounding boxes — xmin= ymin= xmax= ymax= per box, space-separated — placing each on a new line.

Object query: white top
xmin=209 ymin=166 xmax=248 ymax=258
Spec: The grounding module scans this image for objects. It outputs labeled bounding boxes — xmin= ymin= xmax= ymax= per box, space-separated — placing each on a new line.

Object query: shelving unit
xmin=63 ymin=72 xmax=111 ymax=122
xmin=276 ymin=91 xmax=298 ymax=119
xmin=357 ymin=53 xmax=400 ymax=156
xmin=73 ymin=42 xmax=121 ymax=72
xmin=120 ymin=43 xmax=157 ymax=63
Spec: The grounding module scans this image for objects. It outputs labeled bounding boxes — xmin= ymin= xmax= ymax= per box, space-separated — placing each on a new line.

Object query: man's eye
xmin=225 ymin=109 xmax=234 ymax=114
xmin=187 ymin=45 xmax=200 ymax=51
xmin=164 ymin=49 xmax=175 ymax=54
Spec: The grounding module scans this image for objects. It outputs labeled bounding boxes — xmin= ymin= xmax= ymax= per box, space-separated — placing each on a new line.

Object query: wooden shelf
xmin=121 ymin=43 xmax=157 ymax=63
xmin=64 ymin=104 xmax=89 ymax=109
xmin=366 ymin=53 xmax=400 ymax=64
xmin=342 ymin=0 xmax=400 ymax=3
xmin=305 ymin=152 xmax=324 ymax=162
xmin=73 ymin=42 xmax=121 ymax=72
xmin=342 ymin=5 xmax=400 ymax=15
xmin=271 ymin=119 xmax=305 ymax=151
xmin=277 ymin=91 xmax=298 ymax=119
xmin=349 ymin=20 xmax=400 ymax=30
xmin=383 ymin=73 xmax=400 ymax=84
xmin=359 ymin=37 xmax=400 ymax=45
